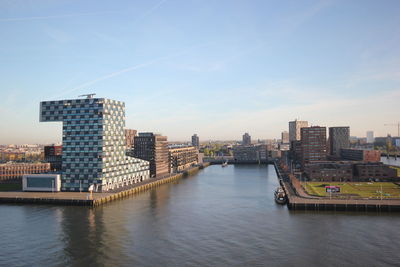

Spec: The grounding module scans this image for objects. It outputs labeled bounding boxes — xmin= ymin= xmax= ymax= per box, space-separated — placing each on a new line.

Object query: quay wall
xmin=93 ymin=163 xmax=210 ymax=207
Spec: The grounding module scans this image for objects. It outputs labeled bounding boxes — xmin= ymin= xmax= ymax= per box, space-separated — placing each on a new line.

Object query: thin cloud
xmin=51 ymin=42 xmax=211 ymax=99
xmin=133 ymin=0 xmax=168 ymax=23
xmin=0 ymin=11 xmax=117 ymax=22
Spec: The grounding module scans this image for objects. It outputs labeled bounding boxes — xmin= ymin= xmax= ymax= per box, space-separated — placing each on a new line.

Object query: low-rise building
xmin=0 ymin=162 xmax=51 ymax=181
xmin=304 ymin=162 xmax=353 ymax=182
xmin=353 ymin=162 xmax=397 ymax=181
xmin=340 ymin=148 xmax=381 ymax=162
xmin=233 ymin=145 xmax=267 ymax=163
xmin=168 ymin=146 xmax=198 ymax=173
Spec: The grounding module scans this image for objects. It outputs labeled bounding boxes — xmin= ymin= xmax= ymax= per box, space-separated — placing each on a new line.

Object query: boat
xmin=221 ymin=161 xmax=228 ymax=167
xmin=274 ymin=187 xmax=287 ymax=204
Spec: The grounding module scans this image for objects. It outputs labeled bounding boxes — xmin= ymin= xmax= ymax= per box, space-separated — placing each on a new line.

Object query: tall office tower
xmin=281 ymin=131 xmax=289 ymax=144
xmin=191 ymin=134 xmax=200 ymax=149
xmin=289 ymin=120 xmax=308 ymax=142
xmin=329 ymin=127 xmax=350 ymax=158
xmin=366 ymin=131 xmax=374 ymax=143
xmin=40 ymin=97 xmax=150 ymax=192
xmin=301 ymin=126 xmax=327 ymax=167
xmin=242 ymin=133 xmax=251 ymax=145
xmin=134 ymin=133 xmax=169 ymax=177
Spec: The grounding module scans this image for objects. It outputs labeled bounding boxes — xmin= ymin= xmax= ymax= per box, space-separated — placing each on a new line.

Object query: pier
xmin=0 ymin=163 xmax=210 ymax=207
xmin=274 ymin=161 xmax=400 ymax=212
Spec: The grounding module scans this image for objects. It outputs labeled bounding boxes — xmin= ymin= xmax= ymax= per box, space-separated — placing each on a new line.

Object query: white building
xmin=366 ymin=131 xmax=374 ymax=143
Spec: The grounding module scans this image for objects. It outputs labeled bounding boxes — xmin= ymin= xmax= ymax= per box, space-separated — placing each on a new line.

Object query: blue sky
xmin=1 ymin=0 xmax=399 ymax=144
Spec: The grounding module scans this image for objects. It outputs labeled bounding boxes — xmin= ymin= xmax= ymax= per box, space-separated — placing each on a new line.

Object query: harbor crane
xmin=384 ymin=122 xmax=400 ymax=137
xmin=78 ymin=93 xmax=96 ymax=99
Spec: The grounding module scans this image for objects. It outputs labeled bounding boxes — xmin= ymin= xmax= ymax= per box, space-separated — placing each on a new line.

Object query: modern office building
xmin=168 ymin=145 xmax=199 ymax=173
xmin=340 ymin=148 xmax=381 ymax=162
xmin=289 ymin=120 xmax=308 ymax=142
xmin=328 ymin=127 xmax=350 ymax=158
xmin=0 ymin=162 xmax=51 ymax=181
xmin=44 ymin=145 xmax=62 ymax=171
xmin=281 ymin=131 xmax=289 ymax=144
xmin=242 ymin=133 xmax=252 ymax=145
xmin=134 ymin=133 xmax=169 ymax=177
xmin=301 ymin=126 xmax=327 ymax=167
xmin=40 ymin=97 xmax=150 ymax=192
xmin=233 ymin=145 xmax=267 ymax=162
xmin=191 ymin=134 xmax=200 ymax=149
xmin=366 ymin=131 xmax=374 ymax=143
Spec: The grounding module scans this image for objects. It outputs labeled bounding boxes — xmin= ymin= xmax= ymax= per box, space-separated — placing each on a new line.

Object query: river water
xmin=0 ymin=165 xmax=399 ymax=267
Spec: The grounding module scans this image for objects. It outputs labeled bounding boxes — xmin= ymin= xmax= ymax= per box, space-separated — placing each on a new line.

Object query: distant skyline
xmin=1 ymin=0 xmax=400 ymax=144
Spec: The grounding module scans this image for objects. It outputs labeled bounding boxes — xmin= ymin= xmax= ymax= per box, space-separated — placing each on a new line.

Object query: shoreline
xmin=0 ymin=163 xmax=210 ymax=207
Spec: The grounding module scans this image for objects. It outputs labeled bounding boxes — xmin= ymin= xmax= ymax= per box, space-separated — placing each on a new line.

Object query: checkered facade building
xmin=40 ymin=97 xmax=150 ymax=192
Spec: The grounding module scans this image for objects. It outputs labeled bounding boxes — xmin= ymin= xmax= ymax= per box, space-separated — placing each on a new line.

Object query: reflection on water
xmin=0 ymin=165 xmax=399 ymax=266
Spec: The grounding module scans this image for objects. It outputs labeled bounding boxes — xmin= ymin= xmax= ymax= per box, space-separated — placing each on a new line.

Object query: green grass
xmin=0 ymin=183 xmax=22 ymax=191
xmin=303 ymin=182 xmax=400 ymax=199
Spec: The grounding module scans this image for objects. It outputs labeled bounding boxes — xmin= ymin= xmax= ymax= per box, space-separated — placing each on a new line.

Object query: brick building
xmin=134 ymin=133 xmax=169 ymax=177
xmin=168 ymin=146 xmax=198 ymax=173
xmin=340 ymin=148 xmax=381 ymax=162
xmin=301 ymin=126 xmax=327 ymax=167
xmin=0 ymin=162 xmax=51 ymax=181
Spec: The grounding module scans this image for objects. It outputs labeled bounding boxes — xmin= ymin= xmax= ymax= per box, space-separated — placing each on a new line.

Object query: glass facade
xmin=26 ymin=177 xmax=54 ymax=188
xmin=40 ymin=98 xmax=150 ymax=192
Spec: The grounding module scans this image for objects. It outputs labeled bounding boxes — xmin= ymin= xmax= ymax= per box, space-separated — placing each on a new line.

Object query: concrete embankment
xmin=0 ymin=163 xmax=210 ymax=207
xmin=273 ymin=161 xmax=400 ymax=212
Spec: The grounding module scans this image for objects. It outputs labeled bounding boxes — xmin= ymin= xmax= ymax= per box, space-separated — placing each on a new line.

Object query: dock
xmin=273 ymin=161 xmax=400 ymax=212
xmin=0 ymin=163 xmax=210 ymax=207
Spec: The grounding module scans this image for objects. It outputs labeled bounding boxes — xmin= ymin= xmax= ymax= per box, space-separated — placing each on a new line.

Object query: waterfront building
xmin=168 ymin=145 xmax=199 ymax=173
xmin=40 ymin=97 xmax=150 ymax=192
xmin=191 ymin=134 xmax=200 ymax=149
xmin=23 ymin=174 xmax=61 ymax=192
xmin=329 ymin=127 xmax=350 ymax=158
xmin=340 ymin=148 xmax=381 ymax=162
xmin=301 ymin=126 xmax=327 ymax=167
xmin=134 ymin=133 xmax=169 ymax=177
xmin=353 ymin=162 xmax=397 ymax=181
xmin=233 ymin=145 xmax=267 ymax=162
xmin=242 ymin=133 xmax=251 ymax=145
xmin=289 ymin=120 xmax=308 ymax=142
xmin=366 ymin=131 xmax=374 ymax=144
xmin=304 ymin=162 xmax=353 ymax=182
xmin=281 ymin=131 xmax=289 ymax=144
xmin=0 ymin=162 xmax=51 ymax=181
xmin=44 ymin=145 xmax=62 ymax=171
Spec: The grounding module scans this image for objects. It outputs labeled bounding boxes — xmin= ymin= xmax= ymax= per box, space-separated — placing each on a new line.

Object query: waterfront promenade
xmin=0 ymin=163 xmax=209 ymax=206
xmin=274 ymin=162 xmax=400 ymax=212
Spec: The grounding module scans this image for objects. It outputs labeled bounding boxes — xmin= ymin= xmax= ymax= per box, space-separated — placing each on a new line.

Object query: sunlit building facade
xmin=40 ymin=97 xmax=150 ymax=192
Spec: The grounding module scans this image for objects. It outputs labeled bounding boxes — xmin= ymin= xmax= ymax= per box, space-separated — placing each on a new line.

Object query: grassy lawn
xmin=303 ymin=182 xmax=400 ymax=199
xmin=0 ymin=183 xmax=22 ymax=191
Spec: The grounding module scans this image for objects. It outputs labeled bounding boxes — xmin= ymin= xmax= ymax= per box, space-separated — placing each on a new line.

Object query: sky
xmin=0 ymin=0 xmax=399 ymax=144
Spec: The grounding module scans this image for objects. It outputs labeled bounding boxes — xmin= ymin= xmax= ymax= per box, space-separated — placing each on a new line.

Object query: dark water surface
xmin=1 ymin=165 xmax=399 ymax=267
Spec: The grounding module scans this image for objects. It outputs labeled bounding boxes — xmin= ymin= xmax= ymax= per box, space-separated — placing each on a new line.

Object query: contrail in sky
xmin=51 ymin=42 xmax=211 ymax=100
xmin=0 ymin=11 xmax=117 ymax=22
